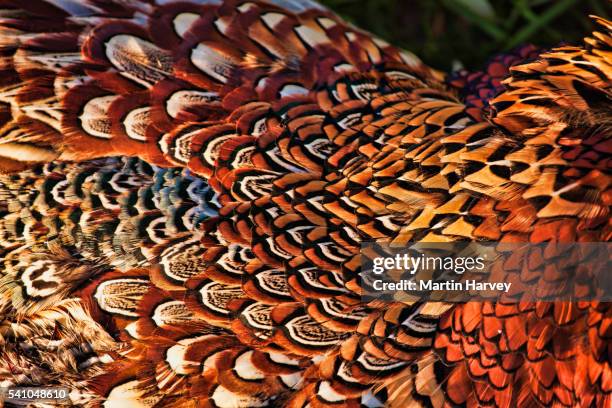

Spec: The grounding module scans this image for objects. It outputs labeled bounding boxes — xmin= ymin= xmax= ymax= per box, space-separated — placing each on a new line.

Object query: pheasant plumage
xmin=0 ymin=1 xmax=610 ymax=407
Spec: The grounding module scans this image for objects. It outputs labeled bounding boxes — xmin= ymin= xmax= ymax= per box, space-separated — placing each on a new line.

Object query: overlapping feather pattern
xmin=0 ymin=1 xmax=610 ymax=407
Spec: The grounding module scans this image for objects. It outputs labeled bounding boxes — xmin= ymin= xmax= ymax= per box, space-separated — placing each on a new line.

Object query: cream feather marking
xmin=173 ymin=13 xmax=200 ymax=38
xmin=165 ymin=90 xmax=220 ymax=118
xmin=124 ymin=107 xmax=151 ymax=142
xmin=105 ymin=35 xmax=173 ymax=87
xmin=80 ymin=95 xmax=120 ymax=139
xmin=94 ymin=278 xmax=150 ymax=317
xmin=0 ymin=143 xmax=58 ymax=162
xmin=190 ymin=43 xmax=238 ymax=83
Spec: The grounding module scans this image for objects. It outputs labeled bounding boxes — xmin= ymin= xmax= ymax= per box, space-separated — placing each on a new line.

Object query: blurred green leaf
xmin=505 ymin=0 xmax=579 ymax=48
xmin=455 ymin=0 xmax=496 ymax=20
xmin=442 ymin=0 xmax=506 ymax=40
xmin=320 ymin=0 xmax=611 ymax=71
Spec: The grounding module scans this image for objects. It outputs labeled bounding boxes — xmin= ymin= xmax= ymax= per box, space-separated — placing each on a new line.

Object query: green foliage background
xmin=320 ymin=0 xmax=611 ymax=71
